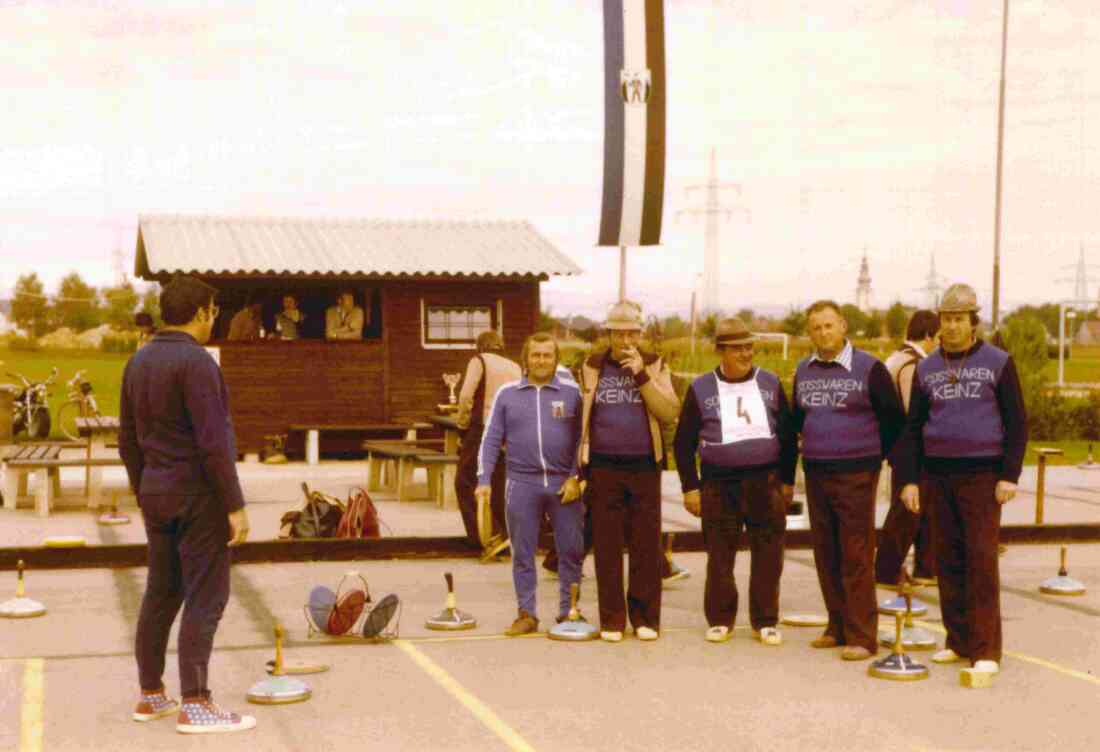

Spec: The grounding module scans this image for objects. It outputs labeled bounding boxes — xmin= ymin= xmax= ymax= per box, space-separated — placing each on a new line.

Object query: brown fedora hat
xmin=714 ymin=318 xmax=755 ymax=346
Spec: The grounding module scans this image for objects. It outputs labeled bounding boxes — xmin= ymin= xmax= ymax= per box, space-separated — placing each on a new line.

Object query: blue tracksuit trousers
xmin=506 ymin=476 xmax=585 ymax=619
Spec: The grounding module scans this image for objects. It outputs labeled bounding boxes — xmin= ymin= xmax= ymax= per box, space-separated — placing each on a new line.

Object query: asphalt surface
xmin=1 ymin=461 xmax=1099 ymax=751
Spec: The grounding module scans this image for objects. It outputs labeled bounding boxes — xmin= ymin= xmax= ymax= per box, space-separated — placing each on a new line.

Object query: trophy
xmin=443 ymin=373 xmax=461 ymax=403
xmin=439 ymin=373 xmax=461 ymax=413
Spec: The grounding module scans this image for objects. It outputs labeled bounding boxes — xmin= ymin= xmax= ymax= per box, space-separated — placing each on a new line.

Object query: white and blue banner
xmin=598 ymin=0 xmax=666 ymax=247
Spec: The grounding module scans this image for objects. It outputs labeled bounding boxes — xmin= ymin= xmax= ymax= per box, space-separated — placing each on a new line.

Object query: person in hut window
xmin=325 ymin=290 xmax=364 ymax=341
xmin=274 ymin=294 xmax=305 ymax=340
xmin=227 ymin=300 xmax=263 ymax=341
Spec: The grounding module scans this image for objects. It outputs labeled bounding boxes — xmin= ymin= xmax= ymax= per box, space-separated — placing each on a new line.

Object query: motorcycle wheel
xmin=28 ymin=409 xmax=51 ymax=440
xmin=12 ymin=414 xmax=25 ymax=435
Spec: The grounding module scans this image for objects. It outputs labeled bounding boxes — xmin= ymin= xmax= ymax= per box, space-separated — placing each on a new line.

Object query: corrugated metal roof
xmin=135 ymin=214 xmax=582 ymax=280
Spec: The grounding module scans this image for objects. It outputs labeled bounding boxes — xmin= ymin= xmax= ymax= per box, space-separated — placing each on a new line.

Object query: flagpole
xmin=991 ymin=0 xmax=1010 ymax=331
xmin=619 ymin=245 xmax=628 ymax=302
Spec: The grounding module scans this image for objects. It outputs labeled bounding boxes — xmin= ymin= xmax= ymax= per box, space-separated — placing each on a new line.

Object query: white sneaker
xmin=756 ymin=626 xmax=782 ymax=646
xmin=705 ymin=626 xmax=731 ymax=643
xmin=600 ymin=630 xmax=623 ymax=643
xmin=972 ymin=660 xmax=1000 ymax=674
xmin=932 ymin=648 xmax=963 ymax=664
xmin=636 ymin=626 xmax=659 ymax=641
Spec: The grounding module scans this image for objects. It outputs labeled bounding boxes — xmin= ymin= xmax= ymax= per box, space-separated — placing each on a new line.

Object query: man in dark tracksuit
xmin=119 ymin=275 xmax=255 ymax=735
xmin=477 ymin=333 xmax=584 ymax=636
xmin=792 ymin=300 xmax=905 ymax=661
xmin=897 ymin=283 xmax=1027 ymax=677
xmin=675 ymin=319 xmax=798 ymax=646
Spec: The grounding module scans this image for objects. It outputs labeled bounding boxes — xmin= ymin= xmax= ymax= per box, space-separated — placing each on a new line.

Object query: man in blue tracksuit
xmin=477 ymin=332 xmax=584 ymax=636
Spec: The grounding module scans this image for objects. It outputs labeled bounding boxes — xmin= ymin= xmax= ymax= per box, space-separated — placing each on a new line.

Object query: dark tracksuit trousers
xmin=874 ymin=472 xmax=935 ymax=585
xmin=926 ymin=470 xmax=1003 ymax=663
xmin=136 ymin=494 xmax=231 ymax=699
xmin=805 ymin=468 xmax=880 ymax=652
xmin=701 ymin=469 xmax=786 ymax=630
xmin=455 ymin=423 xmax=506 ymax=547
xmin=589 ymin=463 xmax=662 ymax=632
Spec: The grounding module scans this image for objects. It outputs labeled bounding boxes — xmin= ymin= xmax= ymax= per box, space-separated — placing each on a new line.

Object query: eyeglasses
xmin=208 ymin=304 xmax=220 ymax=319
xmin=718 ymin=343 xmax=754 ymax=353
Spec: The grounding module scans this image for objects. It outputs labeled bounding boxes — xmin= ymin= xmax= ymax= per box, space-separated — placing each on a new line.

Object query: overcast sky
xmin=1 ymin=0 xmax=1097 ymax=319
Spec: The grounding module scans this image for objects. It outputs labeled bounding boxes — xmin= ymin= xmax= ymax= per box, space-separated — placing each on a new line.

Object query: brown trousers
xmin=874 ymin=472 xmax=935 ymax=585
xmin=454 ymin=424 xmax=506 ymax=548
xmin=588 ymin=467 xmax=662 ymax=632
xmin=805 ymin=468 xmax=880 ymax=652
xmin=926 ymin=470 xmax=1003 ymax=664
xmin=700 ymin=470 xmax=786 ymax=630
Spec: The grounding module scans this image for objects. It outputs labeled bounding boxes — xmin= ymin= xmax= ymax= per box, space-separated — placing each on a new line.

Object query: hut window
xmin=422 ymin=303 xmax=496 ymax=348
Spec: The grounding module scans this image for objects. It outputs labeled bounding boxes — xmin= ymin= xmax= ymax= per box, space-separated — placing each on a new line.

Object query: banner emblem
xmin=620 ymin=69 xmax=651 ymax=104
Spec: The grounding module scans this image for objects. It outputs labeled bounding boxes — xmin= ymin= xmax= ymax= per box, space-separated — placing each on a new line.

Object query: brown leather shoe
xmin=505 ymin=610 xmax=538 ymax=636
xmin=810 ymin=634 xmax=840 ymax=649
xmin=841 ymin=646 xmax=873 ymax=661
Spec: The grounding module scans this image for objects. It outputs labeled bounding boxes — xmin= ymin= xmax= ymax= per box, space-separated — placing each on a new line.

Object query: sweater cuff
xmin=633 ymin=370 xmax=651 ymax=387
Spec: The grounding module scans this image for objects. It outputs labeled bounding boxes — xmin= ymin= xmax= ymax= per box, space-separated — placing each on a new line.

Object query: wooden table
xmin=288 ymin=422 xmax=431 ymax=465
xmin=425 ymin=414 xmax=466 ymax=511
xmin=426 ymin=415 xmax=461 ymax=455
xmin=76 ymin=416 xmax=120 ymax=507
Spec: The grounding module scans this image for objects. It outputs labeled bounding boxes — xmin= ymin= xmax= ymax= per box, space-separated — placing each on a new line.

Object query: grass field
xmin=1041 ymin=345 xmax=1100 ymax=383
xmin=1022 ymin=440 xmax=1099 ymax=466
xmin=0 ymin=347 xmax=130 ymax=439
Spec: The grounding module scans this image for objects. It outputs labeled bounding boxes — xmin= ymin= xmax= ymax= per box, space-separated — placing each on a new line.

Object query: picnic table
xmin=76 ymin=416 xmax=120 ymax=504
xmin=1 ymin=442 xmax=124 ymax=517
xmin=288 ymin=422 xmax=431 ymax=465
xmin=426 ymin=414 xmax=462 ymax=455
xmin=362 ymin=440 xmax=457 ymax=508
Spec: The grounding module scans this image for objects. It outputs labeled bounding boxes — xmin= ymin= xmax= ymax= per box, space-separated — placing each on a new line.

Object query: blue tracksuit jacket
xmin=477 ymin=374 xmax=582 ymax=490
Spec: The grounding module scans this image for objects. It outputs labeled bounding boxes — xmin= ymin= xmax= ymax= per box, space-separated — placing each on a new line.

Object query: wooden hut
xmin=134 ymin=214 xmax=581 ymax=455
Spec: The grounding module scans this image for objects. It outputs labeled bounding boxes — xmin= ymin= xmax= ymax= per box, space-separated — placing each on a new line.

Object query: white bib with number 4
xmin=716 ymin=374 xmax=772 ymax=444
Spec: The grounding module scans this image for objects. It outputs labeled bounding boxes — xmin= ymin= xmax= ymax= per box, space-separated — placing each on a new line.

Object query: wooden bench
xmin=2 ymin=444 xmax=126 ymax=517
xmin=362 ymin=441 xmax=456 ymax=504
xmin=418 ymin=452 xmax=460 ymax=510
xmin=288 ymin=423 xmax=431 ymax=465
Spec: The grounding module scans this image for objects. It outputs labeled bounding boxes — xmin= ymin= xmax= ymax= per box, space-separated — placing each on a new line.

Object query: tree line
xmin=7 ymin=272 xmax=159 ymax=338
xmin=542 ymin=300 xmax=1098 ymax=344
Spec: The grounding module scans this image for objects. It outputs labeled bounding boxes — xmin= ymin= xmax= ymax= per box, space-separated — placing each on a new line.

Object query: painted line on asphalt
xmin=20 ymin=658 xmax=43 ymax=752
xmin=909 ymin=618 xmax=1100 ymax=688
xmin=394 ymin=639 xmax=537 ymax=752
xmin=0 ymin=624 xmax=745 ymax=663
xmin=791 ymin=551 xmax=1100 ymax=687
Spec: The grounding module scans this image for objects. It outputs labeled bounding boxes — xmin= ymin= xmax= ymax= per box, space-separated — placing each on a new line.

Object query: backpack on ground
xmin=337 ymin=486 xmax=381 ymax=538
xmin=279 ymin=482 xmax=346 ymax=539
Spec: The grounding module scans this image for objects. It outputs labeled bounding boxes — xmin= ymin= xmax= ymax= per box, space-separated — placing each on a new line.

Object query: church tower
xmin=855 ymin=251 xmax=872 ymax=313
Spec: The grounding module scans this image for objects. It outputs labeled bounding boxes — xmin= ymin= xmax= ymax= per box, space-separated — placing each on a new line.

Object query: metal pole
xmin=1058 ymin=303 xmax=1066 ymax=387
xmin=690 ymin=288 xmax=697 ymax=356
xmin=619 ymin=245 xmax=627 ymax=302
xmin=1035 ymin=454 xmax=1047 ymax=525
xmin=991 ymin=0 xmax=1010 ymax=331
